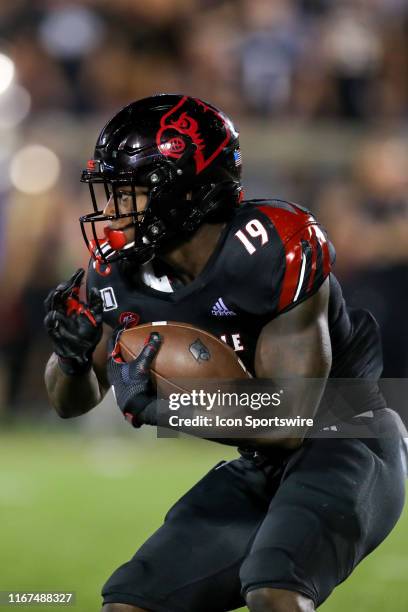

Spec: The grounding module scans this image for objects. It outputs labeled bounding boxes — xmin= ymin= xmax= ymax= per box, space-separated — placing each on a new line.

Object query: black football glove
xmin=44 ymin=268 xmax=103 ymax=375
xmin=107 ymin=329 xmax=161 ymax=428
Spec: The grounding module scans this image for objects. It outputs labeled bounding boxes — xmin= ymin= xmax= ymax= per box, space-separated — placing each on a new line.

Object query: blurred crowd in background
xmin=1 ymin=0 xmax=408 ymax=419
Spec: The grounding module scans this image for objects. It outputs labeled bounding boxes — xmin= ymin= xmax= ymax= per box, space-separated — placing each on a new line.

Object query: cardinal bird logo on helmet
xmin=156 ymin=96 xmax=231 ymax=175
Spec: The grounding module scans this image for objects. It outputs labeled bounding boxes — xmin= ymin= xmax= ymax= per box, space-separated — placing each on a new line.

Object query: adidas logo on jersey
xmin=211 ymin=298 xmax=236 ymax=316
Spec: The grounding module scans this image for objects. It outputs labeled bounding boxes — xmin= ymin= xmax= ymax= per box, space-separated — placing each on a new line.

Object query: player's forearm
xmin=44 ymin=353 xmax=105 ymax=418
xmin=248 ymin=356 xmax=330 ymax=449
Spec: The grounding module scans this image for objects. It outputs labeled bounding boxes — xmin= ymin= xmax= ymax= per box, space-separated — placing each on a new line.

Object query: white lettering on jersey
xmin=231 ymin=334 xmax=244 ymax=351
xmin=235 ymin=230 xmax=256 ymax=254
xmin=100 ymin=287 xmax=118 ymax=311
xmin=220 ymin=333 xmax=244 ymax=352
xmin=235 ymin=219 xmax=269 ymax=255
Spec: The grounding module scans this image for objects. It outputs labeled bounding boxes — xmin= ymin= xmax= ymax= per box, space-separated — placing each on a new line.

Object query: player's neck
xmin=161 ymin=222 xmax=225 ymax=283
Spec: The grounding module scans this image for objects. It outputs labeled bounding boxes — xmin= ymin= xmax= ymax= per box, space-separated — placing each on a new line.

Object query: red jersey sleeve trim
xmin=278 ymin=224 xmax=331 ymax=311
xmin=256 ymin=204 xmax=332 ymax=313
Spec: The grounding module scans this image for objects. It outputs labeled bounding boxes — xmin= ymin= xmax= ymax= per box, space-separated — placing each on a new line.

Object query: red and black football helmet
xmin=80 ymin=94 xmax=243 ymax=269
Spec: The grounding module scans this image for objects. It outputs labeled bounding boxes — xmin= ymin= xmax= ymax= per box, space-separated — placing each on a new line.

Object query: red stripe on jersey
xmin=257 ymin=204 xmax=315 ymax=243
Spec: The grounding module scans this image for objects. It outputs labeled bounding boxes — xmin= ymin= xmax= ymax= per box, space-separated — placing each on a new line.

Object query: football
xmin=118 ymin=321 xmax=251 ymax=396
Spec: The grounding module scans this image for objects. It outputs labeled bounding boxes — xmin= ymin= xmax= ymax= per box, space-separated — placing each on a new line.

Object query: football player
xmin=44 ymin=95 xmax=406 ymax=612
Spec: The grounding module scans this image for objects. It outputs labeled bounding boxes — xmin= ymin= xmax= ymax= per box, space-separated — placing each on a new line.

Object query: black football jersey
xmin=87 ymin=200 xmax=383 ymax=382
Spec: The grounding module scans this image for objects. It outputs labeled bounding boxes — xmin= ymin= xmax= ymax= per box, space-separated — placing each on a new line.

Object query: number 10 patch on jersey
xmin=100 ymin=287 xmax=118 ymax=311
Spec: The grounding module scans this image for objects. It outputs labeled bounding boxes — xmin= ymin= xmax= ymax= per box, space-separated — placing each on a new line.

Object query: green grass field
xmin=0 ymin=427 xmax=407 ymax=612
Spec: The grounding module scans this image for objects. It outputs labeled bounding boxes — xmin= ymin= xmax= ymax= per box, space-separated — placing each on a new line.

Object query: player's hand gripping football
xmin=44 ymin=268 xmax=103 ymax=375
xmin=107 ymin=329 xmax=161 ymax=428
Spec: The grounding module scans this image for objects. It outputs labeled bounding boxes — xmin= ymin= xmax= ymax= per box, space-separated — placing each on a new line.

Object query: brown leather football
xmin=119 ymin=321 xmax=251 ymax=396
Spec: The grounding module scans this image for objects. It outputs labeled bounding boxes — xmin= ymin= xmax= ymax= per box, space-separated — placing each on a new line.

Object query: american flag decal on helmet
xmin=234 ymin=149 xmax=242 ymax=167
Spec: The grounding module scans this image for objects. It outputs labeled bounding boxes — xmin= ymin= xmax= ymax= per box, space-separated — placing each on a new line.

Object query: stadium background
xmin=1 ymin=1 xmax=408 ymax=610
